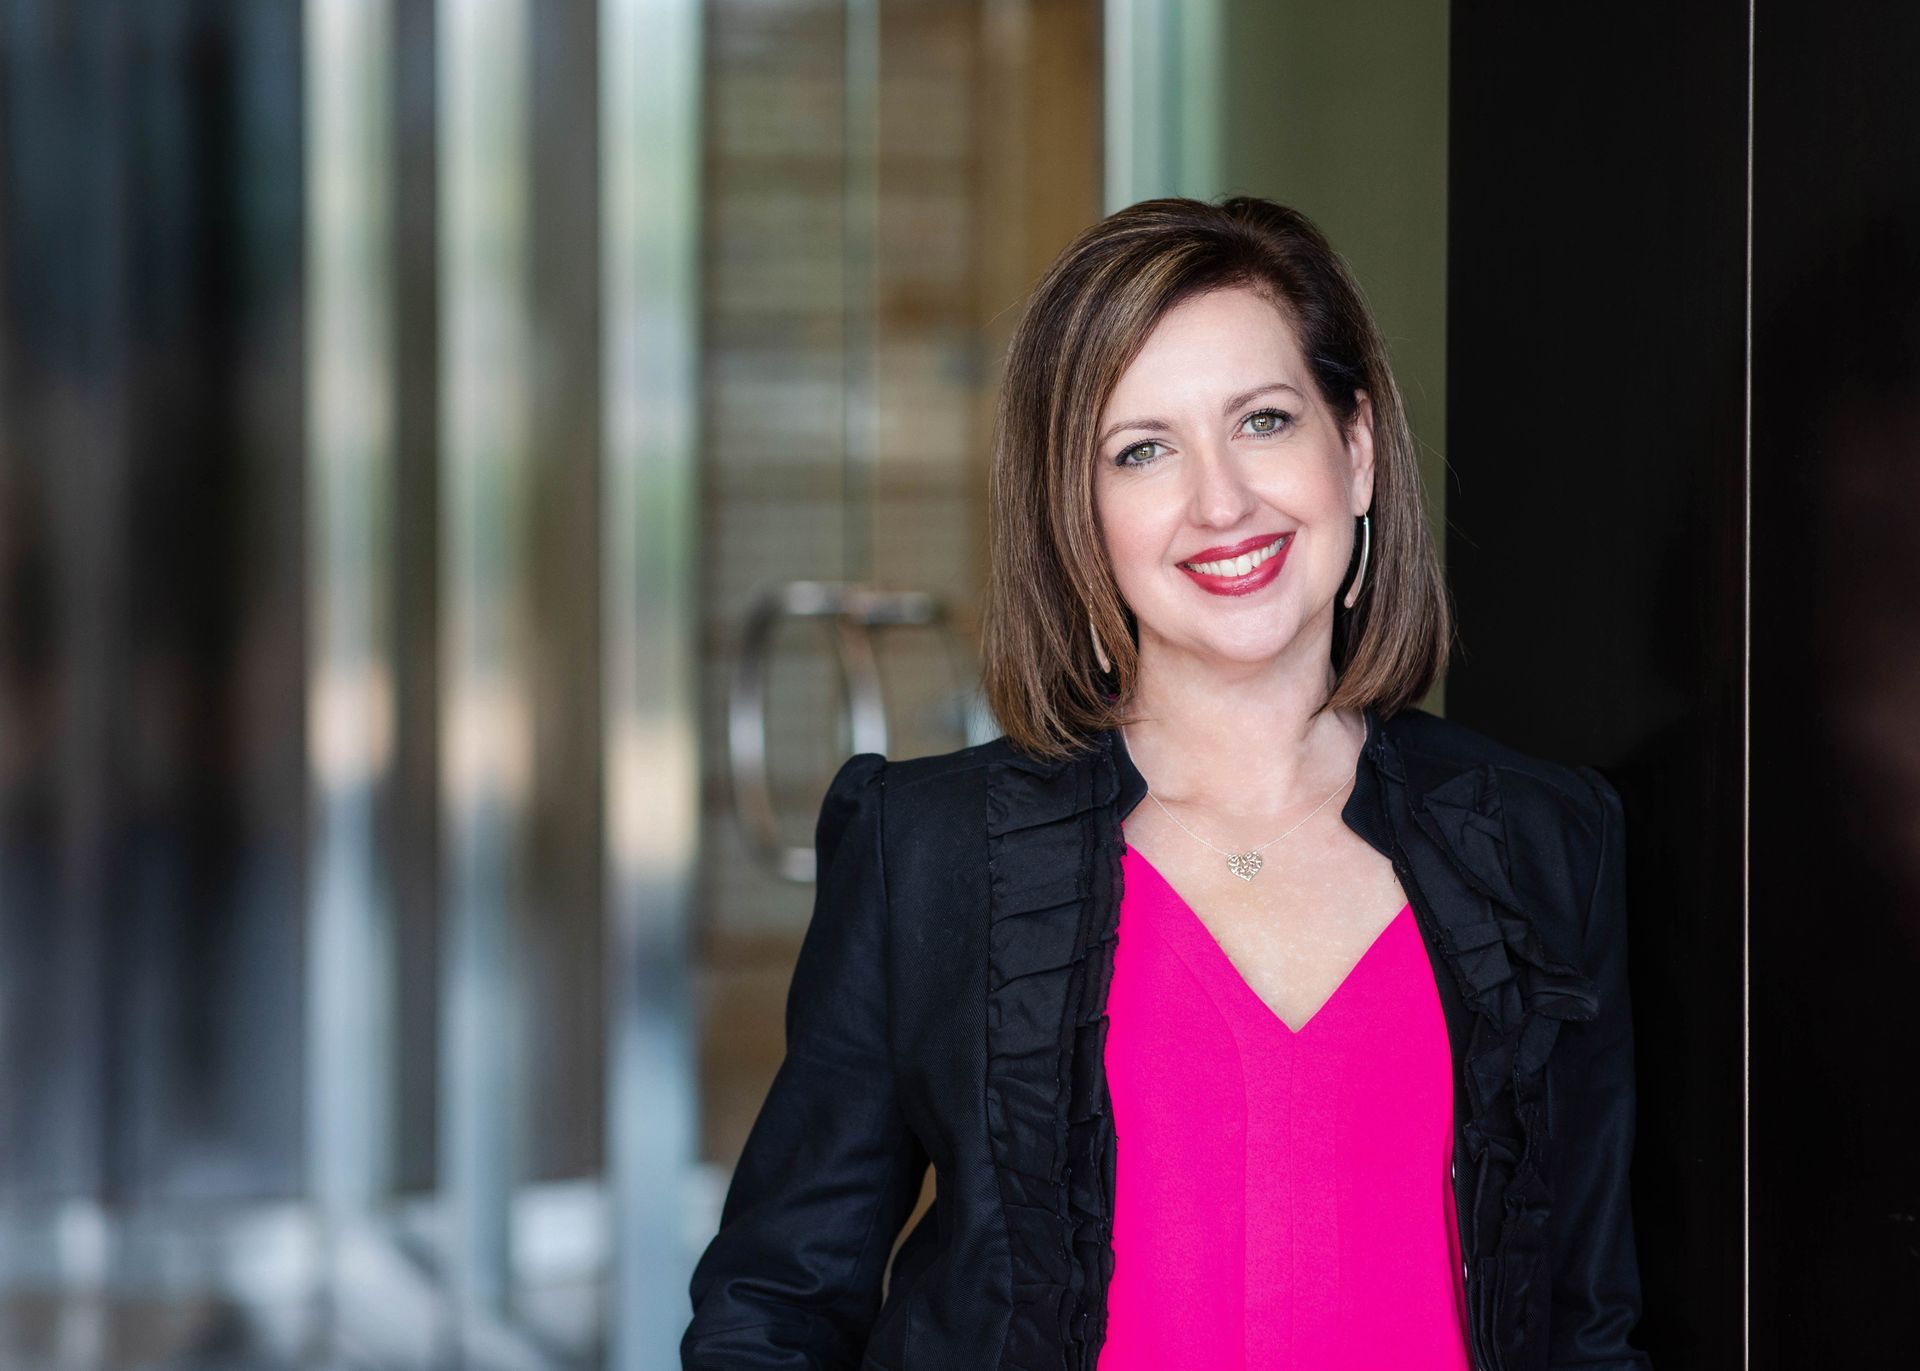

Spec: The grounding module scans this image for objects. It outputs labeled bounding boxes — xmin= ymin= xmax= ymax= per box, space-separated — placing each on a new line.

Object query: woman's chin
xmin=1139 ymin=632 xmax=1312 ymax=675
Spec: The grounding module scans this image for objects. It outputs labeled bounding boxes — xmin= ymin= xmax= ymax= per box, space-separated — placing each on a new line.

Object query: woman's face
xmin=1092 ymin=284 xmax=1375 ymax=678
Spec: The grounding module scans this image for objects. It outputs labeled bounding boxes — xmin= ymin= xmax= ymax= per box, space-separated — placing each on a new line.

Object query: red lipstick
xmin=1181 ymin=532 xmax=1290 ymax=563
xmin=1177 ymin=531 xmax=1292 ymax=598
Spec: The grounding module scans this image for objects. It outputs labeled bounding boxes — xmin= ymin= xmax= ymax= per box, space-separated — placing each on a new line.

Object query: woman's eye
xmin=1116 ymin=412 xmax=1287 ymax=466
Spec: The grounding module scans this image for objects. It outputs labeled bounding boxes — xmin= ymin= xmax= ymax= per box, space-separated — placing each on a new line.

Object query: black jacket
xmin=683 ymin=703 xmax=1652 ymax=1371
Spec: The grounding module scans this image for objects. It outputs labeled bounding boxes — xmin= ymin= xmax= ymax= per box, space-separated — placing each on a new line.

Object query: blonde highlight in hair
xmin=982 ymin=196 xmax=1452 ymax=762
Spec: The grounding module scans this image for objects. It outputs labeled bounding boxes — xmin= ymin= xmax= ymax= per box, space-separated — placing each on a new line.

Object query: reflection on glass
xmin=438 ymin=0 xmax=531 ymax=1319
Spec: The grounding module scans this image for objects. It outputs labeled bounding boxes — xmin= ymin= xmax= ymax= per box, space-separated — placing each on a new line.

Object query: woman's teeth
xmin=1183 ymin=534 xmax=1288 ymax=577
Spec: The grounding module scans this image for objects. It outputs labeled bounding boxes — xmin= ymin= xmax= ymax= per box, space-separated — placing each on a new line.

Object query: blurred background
xmin=0 ymin=1 xmax=1914 ymax=1368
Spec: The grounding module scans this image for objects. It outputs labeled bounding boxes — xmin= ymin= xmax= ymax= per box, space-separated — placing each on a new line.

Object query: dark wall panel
xmin=1448 ymin=4 xmax=1751 ymax=1365
xmin=1749 ymin=1 xmax=1920 ymax=1360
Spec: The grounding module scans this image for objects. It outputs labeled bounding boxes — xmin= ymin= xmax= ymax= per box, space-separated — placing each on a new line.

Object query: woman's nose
xmin=1185 ymin=443 xmax=1259 ymax=526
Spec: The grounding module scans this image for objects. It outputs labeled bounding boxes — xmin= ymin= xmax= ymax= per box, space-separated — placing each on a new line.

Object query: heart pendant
xmin=1226 ymin=850 xmax=1263 ymax=882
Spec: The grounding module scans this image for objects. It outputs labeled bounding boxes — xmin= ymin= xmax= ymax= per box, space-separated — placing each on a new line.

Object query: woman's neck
xmin=1120 ymin=645 xmax=1361 ymax=823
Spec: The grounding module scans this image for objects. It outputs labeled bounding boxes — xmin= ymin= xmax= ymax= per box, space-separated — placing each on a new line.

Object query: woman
xmin=682 ymin=197 xmax=1651 ymax=1371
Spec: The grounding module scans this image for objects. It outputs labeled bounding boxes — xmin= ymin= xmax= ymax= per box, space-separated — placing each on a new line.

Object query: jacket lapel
xmin=1406 ymin=751 xmax=1601 ymax=1023
xmin=1373 ymin=712 xmax=1604 ymax=1369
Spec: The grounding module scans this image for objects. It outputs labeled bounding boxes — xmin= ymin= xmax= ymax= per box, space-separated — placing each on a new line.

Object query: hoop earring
xmin=1342 ymin=512 xmax=1372 ymax=610
xmin=1089 ymin=614 xmax=1113 ymax=674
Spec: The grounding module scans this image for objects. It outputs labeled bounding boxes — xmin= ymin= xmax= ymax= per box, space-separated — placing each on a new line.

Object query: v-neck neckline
xmin=1122 ymin=840 xmax=1411 ymax=1037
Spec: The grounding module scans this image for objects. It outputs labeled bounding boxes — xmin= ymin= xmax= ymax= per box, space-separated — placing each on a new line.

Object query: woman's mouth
xmin=1177 ymin=532 xmax=1291 ymax=597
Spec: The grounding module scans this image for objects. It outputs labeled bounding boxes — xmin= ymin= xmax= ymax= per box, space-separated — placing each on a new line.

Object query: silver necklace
xmin=1125 ymin=727 xmax=1357 ymax=882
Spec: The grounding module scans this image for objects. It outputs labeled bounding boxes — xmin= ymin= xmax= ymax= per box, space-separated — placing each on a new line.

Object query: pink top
xmin=1098 ymin=838 xmax=1472 ymax=1371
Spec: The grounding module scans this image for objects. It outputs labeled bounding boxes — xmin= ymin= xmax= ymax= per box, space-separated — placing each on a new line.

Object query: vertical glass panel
xmin=524 ymin=0 xmax=607 ymax=1198
xmin=0 ymin=0 xmax=308 ymax=1212
xmin=437 ymin=0 xmax=530 ymax=1314
xmin=601 ymin=0 xmax=702 ymax=1362
xmin=2 ymin=2 xmax=311 ymax=1362
xmin=306 ymin=0 xmax=398 ymax=1218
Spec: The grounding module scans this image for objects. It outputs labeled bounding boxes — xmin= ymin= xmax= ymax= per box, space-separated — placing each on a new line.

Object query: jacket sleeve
xmin=682 ymin=751 xmax=930 ymax=1370
xmin=1547 ymin=766 xmax=1654 ymax=1369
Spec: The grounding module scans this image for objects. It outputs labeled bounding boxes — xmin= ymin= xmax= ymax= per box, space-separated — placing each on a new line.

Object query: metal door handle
xmin=728 ymin=581 xmax=945 ymax=882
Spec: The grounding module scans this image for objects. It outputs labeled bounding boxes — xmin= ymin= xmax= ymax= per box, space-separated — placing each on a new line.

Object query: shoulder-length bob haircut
xmin=981 ymin=195 xmax=1452 ymax=763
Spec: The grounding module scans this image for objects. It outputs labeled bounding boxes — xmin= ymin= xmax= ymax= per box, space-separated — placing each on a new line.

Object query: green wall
xmin=1216 ymin=0 xmax=1450 ymax=661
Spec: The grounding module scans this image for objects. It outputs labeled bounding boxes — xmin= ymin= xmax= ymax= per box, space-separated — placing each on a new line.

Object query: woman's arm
xmin=682 ymin=752 xmax=929 ymax=1370
xmin=1546 ymin=766 xmax=1654 ymax=1369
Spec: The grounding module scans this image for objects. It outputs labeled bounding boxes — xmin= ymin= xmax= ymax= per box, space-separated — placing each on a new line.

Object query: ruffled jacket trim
xmin=982 ymin=734 xmax=1124 ymax=1371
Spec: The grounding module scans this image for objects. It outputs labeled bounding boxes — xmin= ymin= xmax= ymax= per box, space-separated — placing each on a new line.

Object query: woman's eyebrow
xmin=1097 ymin=381 xmax=1304 ymax=446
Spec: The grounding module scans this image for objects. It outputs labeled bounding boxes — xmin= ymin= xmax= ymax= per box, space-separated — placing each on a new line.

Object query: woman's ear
xmin=1348 ymin=389 xmax=1377 ymax=513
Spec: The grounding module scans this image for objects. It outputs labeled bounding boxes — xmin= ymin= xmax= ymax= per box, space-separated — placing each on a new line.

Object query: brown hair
xmin=981 ymin=195 xmax=1452 ymax=762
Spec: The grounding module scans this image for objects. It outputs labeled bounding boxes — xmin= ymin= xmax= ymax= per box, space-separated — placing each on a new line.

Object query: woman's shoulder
xmin=814 ymin=734 xmax=1005 ymax=813
xmin=1383 ymin=704 xmax=1614 ymax=845
xmin=825 ymin=734 xmax=1026 ymax=801
xmin=882 ymin=732 xmax=1028 ymax=787
xmin=1384 ymin=709 xmax=1627 ymax=984
xmin=860 ymin=731 xmax=1108 ymax=859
